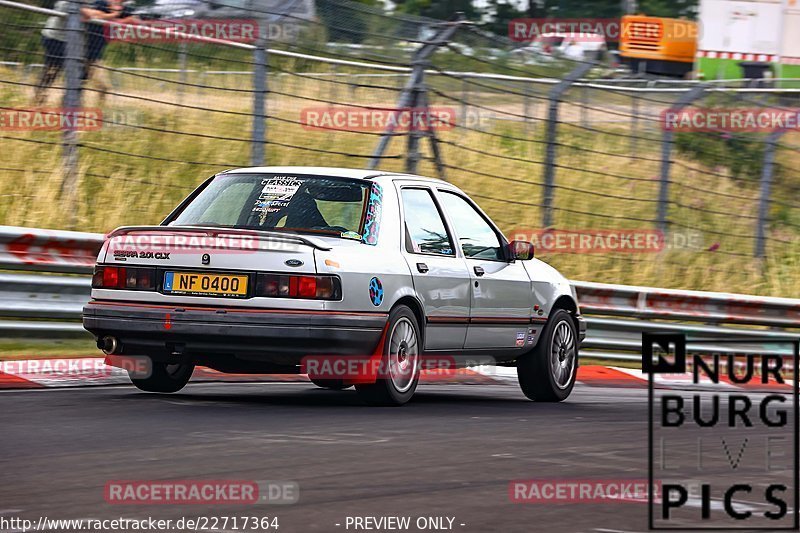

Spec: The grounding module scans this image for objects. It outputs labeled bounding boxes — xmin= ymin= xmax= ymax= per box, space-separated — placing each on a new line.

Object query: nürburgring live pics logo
xmin=645 ymin=332 xmax=799 ymax=530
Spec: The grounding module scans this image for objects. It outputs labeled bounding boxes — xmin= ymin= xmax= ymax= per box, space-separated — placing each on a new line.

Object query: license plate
xmin=163 ymin=272 xmax=248 ymax=297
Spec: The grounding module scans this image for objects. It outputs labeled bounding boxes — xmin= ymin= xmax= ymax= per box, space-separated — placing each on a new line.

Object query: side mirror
xmin=509 ymin=240 xmax=534 ymax=261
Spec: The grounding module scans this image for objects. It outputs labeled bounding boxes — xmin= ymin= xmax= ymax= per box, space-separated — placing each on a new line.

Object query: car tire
xmin=310 ymin=378 xmax=352 ymax=390
xmin=355 ymin=305 xmax=421 ymax=406
xmin=129 ymin=361 xmax=194 ymax=393
xmin=517 ymin=309 xmax=578 ymax=402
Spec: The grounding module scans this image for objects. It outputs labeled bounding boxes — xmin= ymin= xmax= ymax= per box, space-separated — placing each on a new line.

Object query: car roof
xmin=220 ymin=166 xmax=450 ymax=186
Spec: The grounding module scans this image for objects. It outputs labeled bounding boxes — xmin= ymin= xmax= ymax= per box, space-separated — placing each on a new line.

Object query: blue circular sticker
xmin=368 ymin=277 xmax=384 ymax=306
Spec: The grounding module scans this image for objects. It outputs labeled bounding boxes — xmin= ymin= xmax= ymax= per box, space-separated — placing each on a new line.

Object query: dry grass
xmin=2 ymin=65 xmax=799 ymax=297
xmin=0 ymin=339 xmax=98 ymax=359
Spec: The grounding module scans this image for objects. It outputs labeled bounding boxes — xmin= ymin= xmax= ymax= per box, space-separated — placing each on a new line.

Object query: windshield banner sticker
xmin=253 ymin=176 xmax=302 ymax=222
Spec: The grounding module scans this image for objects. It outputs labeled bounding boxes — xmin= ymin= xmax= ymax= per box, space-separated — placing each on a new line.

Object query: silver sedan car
xmin=83 ymin=166 xmax=585 ymax=406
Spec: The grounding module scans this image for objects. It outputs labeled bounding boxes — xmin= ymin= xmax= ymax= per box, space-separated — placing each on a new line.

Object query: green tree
xmin=637 ymin=0 xmax=699 ymax=19
xmin=533 ymin=0 xmax=623 ymax=18
xmin=316 ymin=0 xmax=382 ymax=43
xmin=394 ymin=0 xmax=479 ymax=21
xmin=482 ymin=0 xmax=527 ymax=36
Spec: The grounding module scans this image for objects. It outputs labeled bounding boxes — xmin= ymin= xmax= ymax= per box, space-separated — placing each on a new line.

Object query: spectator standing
xmin=33 ymin=0 xmax=136 ymax=105
xmin=34 ymin=0 xmax=69 ymax=105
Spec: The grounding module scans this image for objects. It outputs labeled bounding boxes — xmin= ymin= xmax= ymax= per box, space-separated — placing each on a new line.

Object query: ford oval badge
xmin=285 ymin=259 xmax=304 ymax=267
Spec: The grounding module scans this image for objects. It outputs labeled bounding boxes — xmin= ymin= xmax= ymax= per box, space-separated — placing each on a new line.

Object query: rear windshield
xmin=169 ymin=173 xmax=370 ymax=237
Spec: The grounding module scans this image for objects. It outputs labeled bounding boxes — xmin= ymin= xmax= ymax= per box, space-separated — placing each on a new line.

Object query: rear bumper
xmin=82 ymin=300 xmax=387 ymax=362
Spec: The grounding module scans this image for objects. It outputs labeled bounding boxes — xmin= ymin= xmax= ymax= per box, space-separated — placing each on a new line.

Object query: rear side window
xmin=401 ymin=188 xmax=454 ymax=256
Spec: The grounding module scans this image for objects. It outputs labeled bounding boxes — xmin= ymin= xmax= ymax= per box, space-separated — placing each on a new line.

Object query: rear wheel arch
xmin=391 ymin=296 xmax=425 ymax=345
xmin=356 ymin=304 xmax=422 ymax=406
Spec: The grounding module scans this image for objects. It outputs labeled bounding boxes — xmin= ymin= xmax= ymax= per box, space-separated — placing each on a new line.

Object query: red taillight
xmin=256 ymin=274 xmax=340 ymax=300
xmin=92 ymin=266 xmax=155 ymax=290
xmin=297 ymin=276 xmax=317 ymax=298
xmin=103 ymin=266 xmax=124 ymax=288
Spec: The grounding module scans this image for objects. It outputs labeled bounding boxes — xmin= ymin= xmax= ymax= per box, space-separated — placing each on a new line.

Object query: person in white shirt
xmin=563 ymin=40 xmax=585 ymax=62
xmin=33 ymin=0 xmax=136 ymax=105
xmin=34 ymin=0 xmax=69 ymax=104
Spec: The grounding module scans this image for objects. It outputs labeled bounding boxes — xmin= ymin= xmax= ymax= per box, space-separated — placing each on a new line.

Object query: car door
xmin=398 ymin=185 xmax=472 ymax=351
xmin=436 ymin=189 xmax=533 ymax=350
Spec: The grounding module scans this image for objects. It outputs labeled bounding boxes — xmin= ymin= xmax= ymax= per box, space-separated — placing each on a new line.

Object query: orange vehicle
xmin=619 ymin=15 xmax=698 ymax=77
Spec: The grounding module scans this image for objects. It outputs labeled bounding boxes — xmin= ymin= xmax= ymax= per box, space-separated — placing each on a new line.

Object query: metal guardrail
xmin=1 ymin=226 xmax=797 ymax=359
xmin=0 ymin=225 xmax=102 ymax=274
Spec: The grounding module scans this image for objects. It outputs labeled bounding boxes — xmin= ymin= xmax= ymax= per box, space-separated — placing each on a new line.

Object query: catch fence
xmin=1 ymin=0 xmax=800 ymax=296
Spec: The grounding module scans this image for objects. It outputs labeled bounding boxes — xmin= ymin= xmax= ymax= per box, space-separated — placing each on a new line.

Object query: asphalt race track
xmin=3 ymin=381 xmax=789 ymax=533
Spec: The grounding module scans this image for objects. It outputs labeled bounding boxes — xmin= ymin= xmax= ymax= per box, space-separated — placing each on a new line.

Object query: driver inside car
xmin=257 ymin=187 xmax=328 ymax=230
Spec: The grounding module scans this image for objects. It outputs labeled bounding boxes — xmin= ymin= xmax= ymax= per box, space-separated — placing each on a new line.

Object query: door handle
xmin=474 ymin=265 xmax=485 ymax=277
xmin=416 ymin=262 xmax=429 ymax=273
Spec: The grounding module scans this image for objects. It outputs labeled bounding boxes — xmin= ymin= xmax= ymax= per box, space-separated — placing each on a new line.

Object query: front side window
xmin=401 ymin=188 xmax=454 ymax=256
xmin=169 ymin=173 xmax=370 ymax=238
xmin=438 ymin=191 xmax=504 ymax=260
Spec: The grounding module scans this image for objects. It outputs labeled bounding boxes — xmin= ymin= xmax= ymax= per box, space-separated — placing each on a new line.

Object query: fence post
xmin=754 ymin=129 xmax=786 ymax=258
xmin=250 ymin=32 xmax=268 ymax=166
xmin=523 ymin=82 xmax=531 ymax=136
xmin=459 ymin=75 xmax=468 ymax=128
xmin=329 ymin=65 xmax=338 ymax=109
xmin=630 ymin=93 xmax=639 ymax=153
xmin=405 ymin=58 xmax=425 ymax=173
xmin=580 ymin=81 xmax=588 ymax=128
xmin=656 ymin=85 xmax=706 ymax=234
xmin=542 ymin=62 xmax=593 ymax=228
xmin=60 ymin=0 xmax=84 ymax=209
xmin=177 ymin=42 xmax=187 ymax=106
xmin=368 ymin=14 xmax=465 ymax=175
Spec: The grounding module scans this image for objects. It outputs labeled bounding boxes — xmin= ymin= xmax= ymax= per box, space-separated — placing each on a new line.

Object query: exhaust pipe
xmin=99 ymin=336 xmax=121 ymax=355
